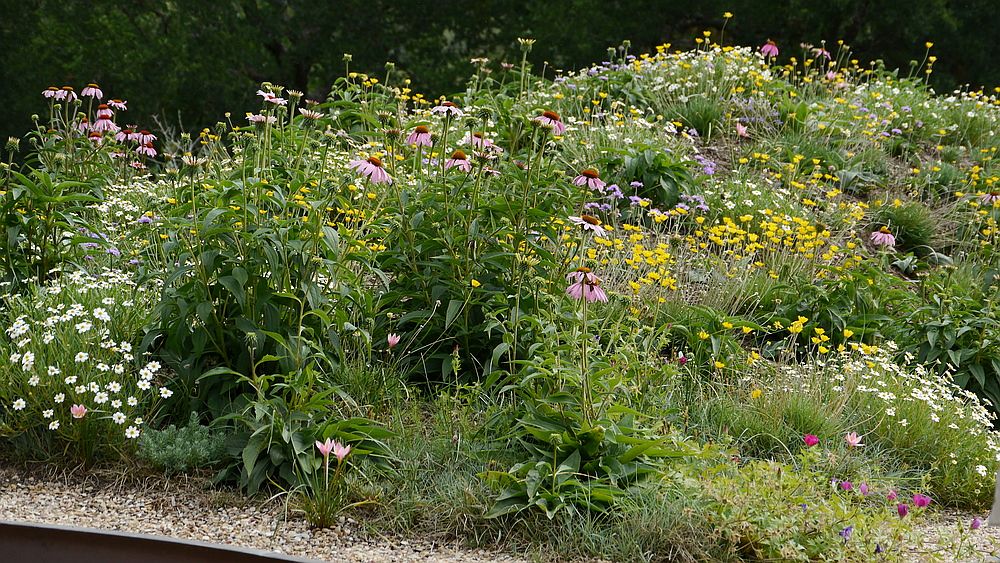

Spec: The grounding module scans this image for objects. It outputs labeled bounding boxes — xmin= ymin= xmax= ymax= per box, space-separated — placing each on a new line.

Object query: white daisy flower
xmin=125 ymin=426 xmax=140 ymax=439
xmin=12 ymin=398 xmax=26 ymax=410
xmin=53 ymin=393 xmax=65 ymax=403
xmin=49 ymin=420 xmax=60 ymax=430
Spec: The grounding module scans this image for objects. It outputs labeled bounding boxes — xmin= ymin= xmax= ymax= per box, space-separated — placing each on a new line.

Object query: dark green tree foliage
xmin=2 ymin=0 xmax=999 ymax=143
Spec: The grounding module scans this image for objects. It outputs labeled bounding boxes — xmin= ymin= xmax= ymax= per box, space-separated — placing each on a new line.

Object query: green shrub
xmin=874 ymin=201 xmax=938 ymax=255
xmin=138 ymin=412 xmax=226 ymax=474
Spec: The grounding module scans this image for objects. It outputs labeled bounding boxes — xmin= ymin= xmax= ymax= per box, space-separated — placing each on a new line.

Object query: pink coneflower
xmin=57 ymin=86 xmax=78 ymax=102
xmin=256 ymin=89 xmax=287 ymax=105
xmin=115 ymin=128 xmax=133 ymax=143
xmin=92 ymin=105 xmax=118 ymax=133
xmin=431 ymin=101 xmax=464 ymax=118
xmin=912 ymin=493 xmax=931 ymax=508
xmin=77 ymin=117 xmax=91 ymax=134
xmin=569 ymin=214 xmax=607 ymax=237
xmin=445 ymin=149 xmax=472 ymax=172
xmin=760 ymin=40 xmax=779 ymax=58
xmin=332 ymin=441 xmax=351 ymax=463
xmin=81 ymin=83 xmax=103 ymax=99
xmin=348 ymin=156 xmax=393 ymax=184
xmin=96 ymin=104 xmax=113 ymax=119
xmin=406 ymin=125 xmax=433 ymax=147
xmin=298 ymin=108 xmax=323 ymax=120
xmin=108 ymin=99 xmax=128 ymax=111
xmin=137 ymin=143 xmax=157 ymax=157
xmin=70 ymin=404 xmax=87 ymax=419
xmin=247 ymin=113 xmax=277 ymax=124
xmin=980 ymin=191 xmax=1000 ymax=205
xmin=803 ymin=434 xmax=819 ymax=447
xmin=870 ymin=226 xmax=896 ymax=248
xmin=137 ymin=130 xmax=156 ymax=144
xmin=566 ymin=267 xmax=609 ymax=303
xmin=534 ymin=110 xmax=566 ymax=134
xmin=844 ymin=431 xmax=863 ymax=447
xmin=88 ymin=131 xmax=104 ymax=145
xmin=43 ymin=86 xmax=60 ymax=99
xmin=735 ymin=122 xmax=749 ymax=138
xmin=573 ymin=169 xmax=607 ymax=191
xmin=463 ymin=131 xmax=496 ymax=150
xmin=387 ymin=333 xmax=401 ymax=349
xmin=812 ymin=47 xmax=831 ymax=60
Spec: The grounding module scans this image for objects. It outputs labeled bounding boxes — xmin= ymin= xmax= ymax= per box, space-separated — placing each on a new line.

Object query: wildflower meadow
xmin=3 ymin=17 xmax=1000 ymax=562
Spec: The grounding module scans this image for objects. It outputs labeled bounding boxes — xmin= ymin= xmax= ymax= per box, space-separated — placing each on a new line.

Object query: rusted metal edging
xmin=0 ymin=519 xmax=324 ymax=563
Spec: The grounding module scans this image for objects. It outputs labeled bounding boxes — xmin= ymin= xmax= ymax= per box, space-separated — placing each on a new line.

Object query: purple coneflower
xmin=573 ymin=169 xmax=607 ymax=191
xmin=137 ymin=130 xmax=156 ymax=144
xmin=81 ymin=83 xmax=103 ymax=99
xmin=298 ymin=108 xmax=323 ymax=120
xmin=431 ymin=101 xmax=464 ymax=118
xmin=137 ymin=143 xmax=157 ymax=157
xmin=566 ymin=267 xmax=608 ymax=303
xmin=256 ymin=89 xmax=287 ymax=106
xmin=760 ymin=40 xmax=779 ymax=58
xmin=406 ymin=125 xmax=433 ymax=147
xmin=108 ymin=99 xmax=128 ymax=111
xmin=77 ymin=117 xmax=90 ymax=134
xmin=980 ymin=191 xmax=1000 ymax=205
xmin=569 ymin=214 xmax=606 ymax=237
xmin=870 ymin=226 xmax=896 ymax=248
xmin=115 ymin=128 xmax=133 ymax=143
xmin=348 ymin=156 xmax=393 ymax=184
xmin=247 ymin=113 xmax=277 ymax=124
xmin=92 ymin=104 xmax=118 ymax=133
xmin=43 ymin=86 xmax=59 ymax=99
xmin=87 ymin=131 xmax=104 ymax=146
xmin=534 ymin=110 xmax=566 ymax=134
xmin=57 ymin=86 xmax=77 ymax=102
xmin=445 ymin=149 xmax=472 ymax=172
xmin=463 ymin=131 xmax=496 ymax=150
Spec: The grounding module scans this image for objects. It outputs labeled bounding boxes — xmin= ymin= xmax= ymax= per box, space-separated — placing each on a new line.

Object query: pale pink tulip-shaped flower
xmin=844 ymin=431 xmax=863 ymax=448
xmin=70 ymin=404 xmax=88 ymax=419
xmin=387 ymin=333 xmax=401 ymax=349
xmin=533 ymin=110 xmax=566 ymax=135
xmin=348 ymin=156 xmax=393 ymax=184
xmin=573 ymin=169 xmax=607 ymax=191
xmin=566 ymin=268 xmax=608 ymax=303
xmin=316 ymin=438 xmax=335 ymax=458
xmin=332 ymin=441 xmax=351 ymax=463
xmin=735 ymin=122 xmax=749 ymax=138
xmin=406 ymin=125 xmax=433 ymax=147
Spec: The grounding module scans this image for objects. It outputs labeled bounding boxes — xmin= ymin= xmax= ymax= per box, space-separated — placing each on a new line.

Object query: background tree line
xmin=2 ymin=0 xmax=998 ymax=143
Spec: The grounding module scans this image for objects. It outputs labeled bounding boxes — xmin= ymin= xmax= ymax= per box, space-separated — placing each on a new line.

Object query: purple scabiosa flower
xmin=870 ymin=226 xmax=896 ymax=248
xmin=605 ymin=184 xmax=624 ymax=200
xmin=972 ymin=517 xmax=983 ymax=530
xmin=348 ymin=156 xmax=393 ymax=184
xmin=431 ymin=101 xmax=464 ymax=118
xmin=840 ymin=481 xmax=853 ymax=492
xmin=137 ymin=214 xmax=153 ymax=224
xmin=859 ymin=483 xmax=870 ymax=496
xmin=569 ymin=214 xmax=606 ymax=237
xmin=81 ymin=83 xmax=103 ymax=99
xmin=839 ymin=526 xmax=853 ymax=542
xmin=534 ymin=110 xmax=566 ymax=135
xmin=760 ymin=40 xmax=779 ymax=57
xmin=566 ymin=267 xmax=608 ymax=303
xmin=912 ymin=494 xmax=931 ymax=508
xmin=406 ymin=125 xmax=433 ymax=147
xmin=573 ymin=169 xmax=606 ymax=191
xmin=445 ymin=149 xmax=472 ymax=172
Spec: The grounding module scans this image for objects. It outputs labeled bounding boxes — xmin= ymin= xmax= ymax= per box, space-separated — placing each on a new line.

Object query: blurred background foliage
xmin=2 ymin=0 xmax=998 ymax=142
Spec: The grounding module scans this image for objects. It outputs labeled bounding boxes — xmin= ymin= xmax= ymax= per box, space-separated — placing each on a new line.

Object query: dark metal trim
xmin=0 ymin=519 xmax=324 ymax=563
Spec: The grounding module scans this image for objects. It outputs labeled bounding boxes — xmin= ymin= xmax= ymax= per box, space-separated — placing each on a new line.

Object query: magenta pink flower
xmin=572 ymin=169 xmax=607 ymax=191
xmin=677 ymin=354 xmax=688 ymax=366
xmin=840 ymin=481 xmax=853 ymax=491
xmin=844 ymin=431 xmax=863 ymax=448
xmin=887 ymin=490 xmax=898 ymax=502
xmin=912 ymin=493 xmax=931 ymax=508
xmin=897 ymin=503 xmax=909 ymax=518
xmin=81 ymin=83 xmax=103 ymax=100
xmin=760 ymin=40 xmax=779 ymax=58
xmin=569 ymin=214 xmax=607 ymax=237
xmin=859 ymin=483 xmax=870 ymax=496
xmin=406 ymin=125 xmax=433 ymax=147
xmin=332 ymin=441 xmax=351 ymax=463
xmin=70 ymin=404 xmax=87 ymax=419
xmin=566 ymin=267 xmax=609 ymax=303
xmin=445 ymin=149 xmax=472 ymax=172
xmin=972 ymin=517 xmax=983 ymax=530
xmin=387 ymin=333 xmax=401 ymax=349
xmin=534 ymin=110 xmax=566 ymax=135
xmin=735 ymin=122 xmax=749 ymax=138
xmin=870 ymin=226 xmax=896 ymax=248
xmin=803 ymin=434 xmax=819 ymax=447
xmin=348 ymin=156 xmax=393 ymax=184
xmin=108 ymin=99 xmax=128 ymax=111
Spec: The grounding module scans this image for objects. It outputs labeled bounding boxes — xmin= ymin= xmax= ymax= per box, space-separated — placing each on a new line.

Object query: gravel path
xmin=0 ymin=468 xmax=525 ymax=563
xmin=912 ymin=510 xmax=1000 ymax=562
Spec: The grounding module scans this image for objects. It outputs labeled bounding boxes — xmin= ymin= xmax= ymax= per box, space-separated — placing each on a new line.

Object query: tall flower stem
xmin=581 ymin=296 xmax=593 ymax=424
